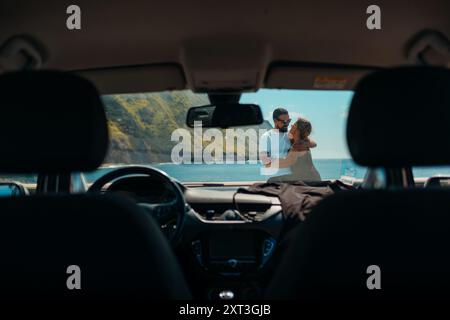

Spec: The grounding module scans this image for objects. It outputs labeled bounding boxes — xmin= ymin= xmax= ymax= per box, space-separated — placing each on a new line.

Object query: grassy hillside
xmin=102 ymin=91 xmax=209 ymax=163
xmin=102 ymin=91 xmax=273 ymax=164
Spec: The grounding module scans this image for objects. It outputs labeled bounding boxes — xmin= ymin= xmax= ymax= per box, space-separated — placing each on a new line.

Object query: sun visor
xmin=265 ymin=63 xmax=377 ymax=90
xmin=77 ymin=64 xmax=186 ymax=94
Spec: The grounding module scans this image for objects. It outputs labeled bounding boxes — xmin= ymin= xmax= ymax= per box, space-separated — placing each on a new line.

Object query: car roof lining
xmin=0 ymin=0 xmax=449 ymax=93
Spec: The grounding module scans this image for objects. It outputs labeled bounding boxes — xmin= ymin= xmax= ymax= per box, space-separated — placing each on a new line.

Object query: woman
xmin=266 ymin=117 xmax=321 ymax=182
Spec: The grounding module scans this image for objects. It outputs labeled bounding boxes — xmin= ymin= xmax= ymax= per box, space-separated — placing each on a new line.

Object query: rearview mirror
xmin=186 ymin=103 xmax=263 ymax=128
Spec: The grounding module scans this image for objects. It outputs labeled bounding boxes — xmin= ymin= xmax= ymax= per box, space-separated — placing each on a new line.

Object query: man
xmin=259 ymin=108 xmax=292 ymax=177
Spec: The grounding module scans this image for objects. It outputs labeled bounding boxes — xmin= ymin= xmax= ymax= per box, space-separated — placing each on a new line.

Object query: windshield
xmin=81 ymin=89 xmax=367 ymax=184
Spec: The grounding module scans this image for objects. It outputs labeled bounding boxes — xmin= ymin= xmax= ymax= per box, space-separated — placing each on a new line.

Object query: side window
xmin=413 ymin=166 xmax=450 ymax=186
xmin=0 ymin=174 xmax=37 ymax=185
xmin=413 ymin=166 xmax=450 ymax=178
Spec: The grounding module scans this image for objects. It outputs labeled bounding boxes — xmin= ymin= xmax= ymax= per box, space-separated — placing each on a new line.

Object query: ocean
xmin=82 ymin=159 xmax=368 ymax=183
xmin=3 ymin=159 xmax=450 ymax=185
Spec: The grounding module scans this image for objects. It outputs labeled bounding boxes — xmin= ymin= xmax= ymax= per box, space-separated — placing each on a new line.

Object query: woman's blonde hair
xmin=295 ymin=118 xmax=312 ymax=140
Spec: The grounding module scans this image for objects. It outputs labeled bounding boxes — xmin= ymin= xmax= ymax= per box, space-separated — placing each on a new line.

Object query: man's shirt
xmin=260 ymin=129 xmax=292 ymax=176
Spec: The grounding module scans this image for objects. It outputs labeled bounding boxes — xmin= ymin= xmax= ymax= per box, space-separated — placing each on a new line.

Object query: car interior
xmin=0 ymin=0 xmax=450 ymax=309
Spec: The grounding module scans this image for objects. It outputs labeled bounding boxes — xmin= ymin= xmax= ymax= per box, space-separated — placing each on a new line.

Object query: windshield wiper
xmin=197 ymin=183 xmax=225 ymax=187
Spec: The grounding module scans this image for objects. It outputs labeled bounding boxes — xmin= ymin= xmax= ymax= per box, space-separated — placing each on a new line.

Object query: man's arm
xmin=259 ymin=151 xmax=271 ymax=165
xmin=259 ymin=132 xmax=271 ymax=164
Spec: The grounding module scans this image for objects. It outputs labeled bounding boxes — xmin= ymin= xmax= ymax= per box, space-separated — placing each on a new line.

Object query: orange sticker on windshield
xmin=313 ymin=76 xmax=347 ymax=89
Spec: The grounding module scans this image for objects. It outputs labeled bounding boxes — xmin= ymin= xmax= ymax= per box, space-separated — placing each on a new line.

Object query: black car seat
xmin=0 ymin=70 xmax=191 ymax=301
xmin=265 ymin=66 xmax=450 ymax=303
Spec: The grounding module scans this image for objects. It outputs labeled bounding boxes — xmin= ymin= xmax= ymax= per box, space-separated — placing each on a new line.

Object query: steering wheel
xmin=88 ymin=166 xmax=186 ymax=246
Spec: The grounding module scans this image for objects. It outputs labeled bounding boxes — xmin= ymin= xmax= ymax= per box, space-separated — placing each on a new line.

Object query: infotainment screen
xmin=208 ymin=231 xmax=259 ymax=260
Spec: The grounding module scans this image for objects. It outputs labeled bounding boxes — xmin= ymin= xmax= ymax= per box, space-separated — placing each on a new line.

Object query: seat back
xmin=0 ymin=70 xmax=191 ymax=300
xmin=266 ymin=67 xmax=450 ymax=302
xmin=267 ymin=189 xmax=450 ymax=301
xmin=0 ymin=194 xmax=191 ymax=301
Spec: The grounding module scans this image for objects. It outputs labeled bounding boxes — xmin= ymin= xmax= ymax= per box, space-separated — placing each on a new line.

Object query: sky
xmin=240 ymin=89 xmax=354 ymax=159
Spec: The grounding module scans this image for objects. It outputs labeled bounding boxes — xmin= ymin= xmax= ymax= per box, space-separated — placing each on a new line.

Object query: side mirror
xmin=186 ymin=103 xmax=263 ymax=128
xmin=0 ymin=182 xmax=28 ymax=197
xmin=424 ymin=176 xmax=450 ymax=188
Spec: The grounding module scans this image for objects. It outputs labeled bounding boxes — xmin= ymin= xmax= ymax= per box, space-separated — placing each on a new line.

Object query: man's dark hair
xmin=273 ymin=107 xmax=289 ymax=120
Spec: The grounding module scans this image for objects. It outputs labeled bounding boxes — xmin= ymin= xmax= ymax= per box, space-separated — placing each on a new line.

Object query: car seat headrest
xmin=0 ymin=70 xmax=108 ymax=173
xmin=347 ymin=66 xmax=450 ymax=167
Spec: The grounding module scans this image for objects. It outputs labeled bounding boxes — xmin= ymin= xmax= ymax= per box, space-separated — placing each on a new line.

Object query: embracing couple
xmin=259 ymin=108 xmax=321 ymax=182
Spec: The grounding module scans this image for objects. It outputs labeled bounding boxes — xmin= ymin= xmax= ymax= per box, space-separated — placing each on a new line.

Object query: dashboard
xmin=105 ymin=173 xmax=284 ymax=299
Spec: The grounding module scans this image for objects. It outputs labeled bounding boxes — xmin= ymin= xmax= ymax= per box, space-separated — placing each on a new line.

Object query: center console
xmin=192 ymin=230 xmax=276 ymax=273
xmin=182 ymin=188 xmax=283 ymax=299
